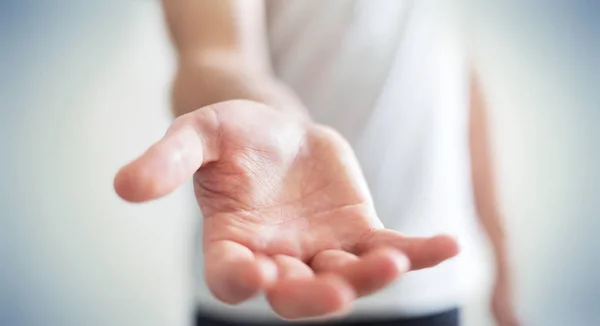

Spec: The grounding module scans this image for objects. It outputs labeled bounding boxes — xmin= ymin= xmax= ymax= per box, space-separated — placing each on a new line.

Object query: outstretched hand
xmin=114 ymin=100 xmax=459 ymax=319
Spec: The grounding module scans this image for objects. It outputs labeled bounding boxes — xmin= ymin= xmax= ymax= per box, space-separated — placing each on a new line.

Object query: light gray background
xmin=1 ymin=1 xmax=598 ymax=325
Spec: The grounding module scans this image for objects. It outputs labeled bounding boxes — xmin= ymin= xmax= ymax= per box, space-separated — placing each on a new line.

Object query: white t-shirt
xmin=196 ymin=0 xmax=486 ymax=320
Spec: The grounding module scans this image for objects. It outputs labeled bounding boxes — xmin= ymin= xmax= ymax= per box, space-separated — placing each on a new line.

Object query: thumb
xmin=114 ymin=106 xmax=221 ymax=202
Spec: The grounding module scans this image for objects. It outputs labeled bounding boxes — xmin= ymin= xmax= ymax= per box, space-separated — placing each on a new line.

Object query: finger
xmin=204 ymin=240 xmax=277 ymax=305
xmin=272 ymin=255 xmax=314 ymax=280
xmin=311 ymin=248 xmax=409 ymax=297
xmin=355 ymin=230 xmax=460 ymax=270
xmin=310 ymin=249 xmax=359 ymax=271
xmin=114 ymin=107 xmax=221 ymax=202
xmin=266 ymin=274 xmax=355 ymax=320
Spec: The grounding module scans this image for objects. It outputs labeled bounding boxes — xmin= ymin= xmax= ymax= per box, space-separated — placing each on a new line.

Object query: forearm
xmin=476 ymin=205 xmax=510 ymax=276
xmin=469 ymin=71 xmax=511 ymax=278
xmin=160 ymin=0 xmax=309 ymax=120
xmin=171 ymin=55 xmax=309 ymax=120
xmin=161 ymin=0 xmax=271 ymax=69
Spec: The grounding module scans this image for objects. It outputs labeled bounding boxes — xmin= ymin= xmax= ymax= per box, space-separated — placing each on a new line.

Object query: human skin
xmin=114 ymin=1 xmax=518 ymax=324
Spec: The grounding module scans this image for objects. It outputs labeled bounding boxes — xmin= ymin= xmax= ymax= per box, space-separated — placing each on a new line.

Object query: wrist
xmin=172 ymin=60 xmax=311 ymax=122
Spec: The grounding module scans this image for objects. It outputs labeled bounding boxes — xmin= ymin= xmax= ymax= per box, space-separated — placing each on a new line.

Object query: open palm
xmin=114 ymin=100 xmax=459 ymax=319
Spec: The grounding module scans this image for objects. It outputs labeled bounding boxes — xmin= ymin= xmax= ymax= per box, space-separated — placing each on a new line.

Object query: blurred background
xmin=1 ymin=1 xmax=598 ymax=325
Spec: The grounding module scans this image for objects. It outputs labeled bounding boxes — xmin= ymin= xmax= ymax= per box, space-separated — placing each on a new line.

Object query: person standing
xmin=114 ymin=1 xmax=520 ymax=325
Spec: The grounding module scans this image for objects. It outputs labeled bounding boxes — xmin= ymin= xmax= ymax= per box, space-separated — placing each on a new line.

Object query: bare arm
xmin=161 ymin=0 xmax=308 ymax=119
xmin=469 ymin=71 xmax=520 ymax=326
xmin=116 ymin=2 xmax=461 ymax=318
xmin=469 ymin=71 xmax=509 ymax=276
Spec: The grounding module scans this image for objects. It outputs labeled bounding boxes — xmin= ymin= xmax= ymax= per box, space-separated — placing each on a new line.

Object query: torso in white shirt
xmin=195 ymin=0 xmax=487 ymax=320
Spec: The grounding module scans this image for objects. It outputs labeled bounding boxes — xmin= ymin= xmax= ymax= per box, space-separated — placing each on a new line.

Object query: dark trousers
xmin=195 ymin=308 xmax=459 ymax=326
